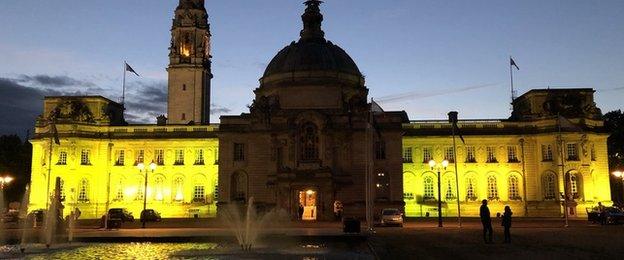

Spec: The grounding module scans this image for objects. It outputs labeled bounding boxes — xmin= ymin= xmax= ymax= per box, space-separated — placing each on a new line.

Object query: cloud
xmin=17 ymin=74 xmax=96 ymax=88
xmin=211 ymin=104 xmax=232 ymax=115
xmin=0 ymin=78 xmax=47 ymax=135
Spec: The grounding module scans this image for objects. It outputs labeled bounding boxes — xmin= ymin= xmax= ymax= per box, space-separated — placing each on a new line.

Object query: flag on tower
xmin=125 ymin=62 xmax=140 ymax=77
xmin=510 ymin=57 xmax=520 ymax=70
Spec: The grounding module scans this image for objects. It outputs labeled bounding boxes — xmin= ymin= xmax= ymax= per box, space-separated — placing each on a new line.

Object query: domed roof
xmin=261 ymin=1 xmax=363 ymax=83
xmin=263 ymin=40 xmax=361 ymax=78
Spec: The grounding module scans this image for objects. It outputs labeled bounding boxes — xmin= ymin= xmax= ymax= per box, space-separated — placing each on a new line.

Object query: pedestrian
xmin=298 ymin=204 xmax=304 ymax=220
xmin=597 ymin=202 xmax=606 ymax=225
xmin=501 ymin=206 xmax=512 ymax=243
xmin=480 ymin=199 xmax=493 ymax=243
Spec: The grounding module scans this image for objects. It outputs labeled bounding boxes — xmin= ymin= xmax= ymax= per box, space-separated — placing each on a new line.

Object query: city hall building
xmin=28 ymin=0 xmax=611 ymax=220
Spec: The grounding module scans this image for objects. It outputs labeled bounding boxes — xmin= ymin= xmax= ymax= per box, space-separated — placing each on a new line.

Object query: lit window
xmin=80 ymin=149 xmax=91 ymax=165
xmin=135 ymin=178 xmax=144 ymax=201
xmin=115 ymin=179 xmax=124 ymax=201
xmin=194 ymin=149 xmax=205 ymax=165
xmin=508 ymin=176 xmax=520 ymax=200
xmin=466 ymin=146 xmax=476 ymax=163
xmin=78 ymin=178 xmax=89 ymax=203
xmin=175 ymin=149 xmax=185 ymax=165
xmin=466 ymin=177 xmax=477 ymax=201
xmin=422 ymin=147 xmax=432 ymax=163
xmin=234 ymin=143 xmax=245 ymax=161
xmin=444 ymin=147 xmax=455 ymax=163
xmin=403 ymin=147 xmax=413 ymax=163
xmin=57 ymin=151 xmax=67 ymax=165
xmin=486 ymin=147 xmax=497 ymax=163
xmin=173 ymin=177 xmax=184 ymax=202
xmin=115 ymin=150 xmax=125 ymax=166
xmin=135 ymin=150 xmax=144 ymax=165
xmin=544 ymin=173 xmax=556 ymax=200
xmin=193 ymin=185 xmax=205 ymax=202
xmin=567 ymin=143 xmax=579 ymax=161
xmin=542 ymin=144 xmax=553 ymax=161
xmin=445 ymin=178 xmax=455 ymax=200
xmin=507 ymin=146 xmax=519 ymax=163
xmin=155 ymin=149 xmax=164 ymax=165
xmin=423 ymin=176 xmax=435 ymax=200
xmin=487 ymin=176 xmax=498 ymax=200
xmin=154 ymin=176 xmax=164 ymax=201
xmin=570 ymin=175 xmax=579 ymax=197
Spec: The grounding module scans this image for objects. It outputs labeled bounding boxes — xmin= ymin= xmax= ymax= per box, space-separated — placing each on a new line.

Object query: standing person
xmin=298 ymin=204 xmax=304 ymax=220
xmin=480 ymin=199 xmax=493 ymax=243
xmin=597 ymin=202 xmax=606 ymax=225
xmin=501 ymin=206 xmax=513 ymax=243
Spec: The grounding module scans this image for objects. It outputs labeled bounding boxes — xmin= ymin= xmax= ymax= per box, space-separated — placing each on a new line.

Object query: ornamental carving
xmin=49 ymin=100 xmax=95 ymax=123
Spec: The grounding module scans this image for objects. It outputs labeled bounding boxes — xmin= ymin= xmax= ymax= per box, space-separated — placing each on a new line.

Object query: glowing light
xmin=428 ymin=160 xmax=436 ymax=168
xmin=614 ymin=171 xmax=623 ymax=178
xmin=442 ymin=160 xmax=449 ymax=168
xmin=180 ymin=45 xmax=191 ymax=57
xmin=306 ymin=190 xmax=315 ymax=195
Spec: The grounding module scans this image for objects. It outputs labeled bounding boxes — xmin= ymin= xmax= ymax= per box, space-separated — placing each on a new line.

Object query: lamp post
xmin=613 ymin=171 xmax=624 ymax=204
xmin=429 ymin=159 xmax=449 ymax=227
xmin=137 ymin=161 xmax=156 ymax=228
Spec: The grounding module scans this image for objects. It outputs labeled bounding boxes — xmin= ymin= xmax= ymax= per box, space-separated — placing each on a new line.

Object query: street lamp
xmin=137 ymin=161 xmax=157 ymax=228
xmin=429 ymin=159 xmax=449 ymax=227
xmin=613 ymin=171 xmax=624 ymax=204
xmin=0 ymin=175 xmax=13 ymax=189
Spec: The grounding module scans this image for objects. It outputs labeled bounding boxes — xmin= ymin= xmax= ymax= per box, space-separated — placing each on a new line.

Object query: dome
xmin=263 ymin=40 xmax=361 ymax=78
xmin=260 ymin=1 xmax=363 ymax=86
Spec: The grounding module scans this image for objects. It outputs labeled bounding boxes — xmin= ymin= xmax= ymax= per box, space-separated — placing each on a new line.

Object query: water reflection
xmin=1 ymin=243 xmax=219 ymax=259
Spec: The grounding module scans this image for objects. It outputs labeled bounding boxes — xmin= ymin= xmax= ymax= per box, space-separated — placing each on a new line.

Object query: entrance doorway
xmin=298 ymin=189 xmax=317 ymax=220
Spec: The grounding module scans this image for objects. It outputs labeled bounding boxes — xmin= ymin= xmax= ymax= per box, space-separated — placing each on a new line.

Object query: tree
xmin=604 ymin=110 xmax=624 ymax=204
xmin=0 ymin=135 xmax=32 ymax=205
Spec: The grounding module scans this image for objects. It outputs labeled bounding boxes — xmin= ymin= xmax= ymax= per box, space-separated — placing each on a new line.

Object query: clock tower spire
xmin=167 ymin=0 xmax=212 ymax=125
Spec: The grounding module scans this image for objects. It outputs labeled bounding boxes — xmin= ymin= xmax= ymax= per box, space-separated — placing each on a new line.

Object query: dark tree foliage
xmin=604 ymin=110 xmax=624 ymax=204
xmin=0 ymin=135 xmax=32 ymax=205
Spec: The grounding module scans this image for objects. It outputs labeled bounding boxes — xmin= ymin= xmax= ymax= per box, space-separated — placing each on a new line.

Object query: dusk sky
xmin=1 ymin=0 xmax=623 ymax=136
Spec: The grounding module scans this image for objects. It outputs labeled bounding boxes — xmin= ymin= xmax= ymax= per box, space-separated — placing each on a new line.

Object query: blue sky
xmin=0 ymin=0 xmax=623 ymax=135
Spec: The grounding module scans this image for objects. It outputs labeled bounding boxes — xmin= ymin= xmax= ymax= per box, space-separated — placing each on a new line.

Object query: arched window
xmin=544 ymin=173 xmax=557 ymax=200
xmin=445 ymin=177 xmax=455 ymax=200
xmin=300 ymin=123 xmax=319 ymax=161
xmin=78 ymin=178 xmax=89 ymax=203
xmin=154 ymin=176 xmax=164 ymax=201
xmin=570 ymin=174 xmax=581 ymax=199
xmin=423 ymin=176 xmax=435 ymax=200
xmin=508 ymin=176 xmax=520 ymax=201
xmin=135 ymin=177 xmax=144 ymax=201
xmin=115 ymin=178 xmax=124 ymax=201
xmin=487 ymin=176 xmax=498 ymax=200
xmin=466 ymin=176 xmax=477 ymax=201
xmin=231 ymin=171 xmax=248 ymax=202
xmin=173 ymin=176 xmax=184 ymax=202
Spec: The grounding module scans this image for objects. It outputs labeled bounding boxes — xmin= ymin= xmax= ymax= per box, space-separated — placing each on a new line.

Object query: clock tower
xmin=167 ymin=0 xmax=212 ymax=125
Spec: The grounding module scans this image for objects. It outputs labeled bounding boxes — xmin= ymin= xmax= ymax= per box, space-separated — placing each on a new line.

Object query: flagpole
xmin=452 ymin=122 xmax=461 ymax=228
xmin=558 ymin=114 xmax=570 ymax=227
xmin=122 ymin=61 xmax=127 ymax=107
xmin=510 ymin=56 xmax=514 ymax=107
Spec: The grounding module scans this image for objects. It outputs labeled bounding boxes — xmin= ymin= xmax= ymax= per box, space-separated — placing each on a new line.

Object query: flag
xmin=125 ymin=62 xmax=140 ymax=77
xmin=448 ymin=111 xmax=465 ymax=144
xmin=50 ymin=121 xmax=60 ymax=145
xmin=510 ymin=57 xmax=520 ymax=70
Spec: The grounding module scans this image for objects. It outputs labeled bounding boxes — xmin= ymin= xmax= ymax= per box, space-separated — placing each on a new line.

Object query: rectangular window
xmin=57 ymin=151 xmax=67 ymax=165
xmin=115 ymin=150 xmax=125 ymax=166
xmin=214 ymin=185 xmax=219 ymax=201
xmin=422 ymin=147 xmax=432 ymax=163
xmin=214 ymin=149 xmax=219 ymax=165
xmin=135 ymin=149 xmax=144 ymax=165
xmin=194 ymin=149 xmax=205 ymax=165
xmin=542 ymin=144 xmax=553 ymax=161
xmin=155 ymin=149 xmax=164 ymax=165
xmin=193 ymin=185 xmax=205 ymax=201
xmin=375 ymin=141 xmax=386 ymax=160
xmin=507 ymin=146 xmax=519 ymax=163
xmin=402 ymin=147 xmax=413 ymax=163
xmin=444 ymin=147 xmax=455 ymax=163
xmin=234 ymin=143 xmax=245 ymax=161
xmin=486 ymin=146 xmax=497 ymax=163
xmin=80 ymin=149 xmax=91 ymax=165
xmin=466 ymin=146 xmax=476 ymax=163
xmin=174 ymin=149 xmax=185 ymax=165
xmin=403 ymin=192 xmax=414 ymax=200
xmin=567 ymin=143 xmax=579 ymax=161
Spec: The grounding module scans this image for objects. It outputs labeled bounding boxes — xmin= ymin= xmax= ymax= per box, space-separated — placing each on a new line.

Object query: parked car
xmin=140 ymin=209 xmax=162 ymax=222
xmin=108 ymin=208 xmax=134 ymax=222
xmin=603 ymin=207 xmax=624 ymax=224
xmin=380 ymin=208 xmax=404 ymax=227
xmin=28 ymin=209 xmax=46 ymax=223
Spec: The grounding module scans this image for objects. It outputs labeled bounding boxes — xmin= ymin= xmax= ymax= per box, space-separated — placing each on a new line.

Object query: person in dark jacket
xmin=480 ymin=199 xmax=493 ymax=243
xmin=501 ymin=206 xmax=513 ymax=243
xmin=298 ymin=204 xmax=304 ymax=220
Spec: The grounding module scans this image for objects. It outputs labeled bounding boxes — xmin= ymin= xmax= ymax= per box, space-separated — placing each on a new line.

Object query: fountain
xmin=222 ymin=197 xmax=287 ymax=251
xmin=43 ymin=177 xmax=63 ymax=249
xmin=0 ymin=184 xmax=5 ymax=245
xmin=19 ymin=184 xmax=31 ymax=252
